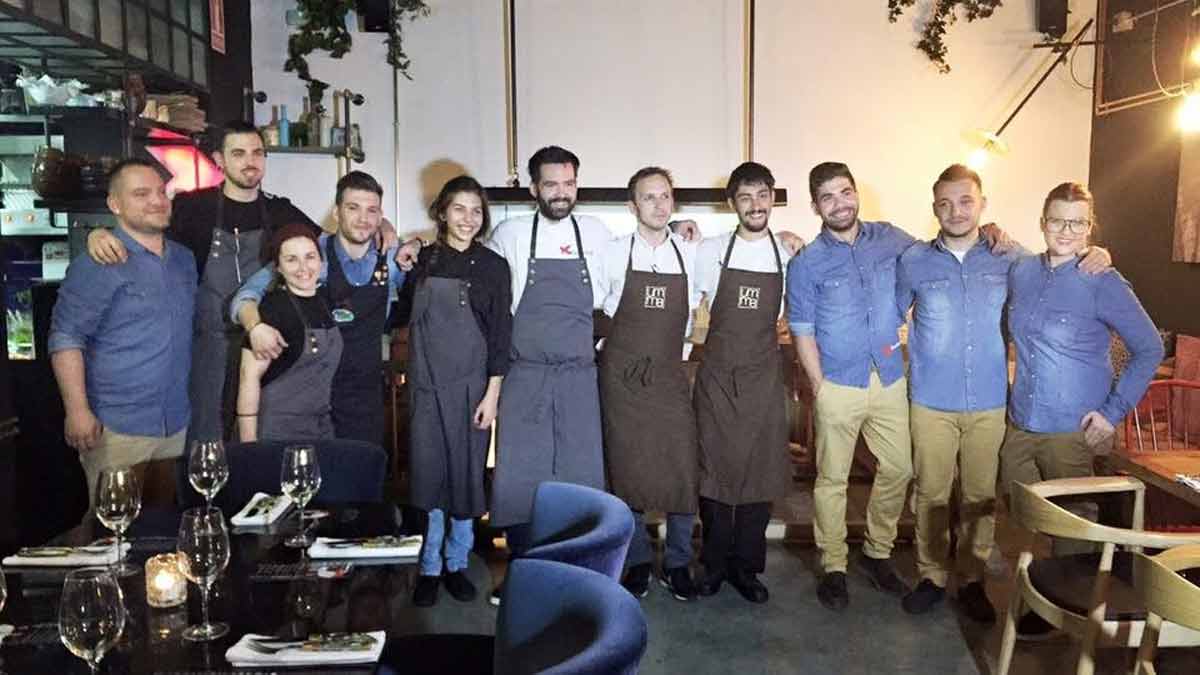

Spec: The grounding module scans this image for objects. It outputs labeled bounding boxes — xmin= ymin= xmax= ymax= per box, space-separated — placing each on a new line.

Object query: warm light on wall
xmin=1180 ymin=93 xmax=1200 ymax=132
xmin=966 ymin=147 xmax=990 ymax=170
xmin=1192 ymin=43 xmax=1200 ymax=66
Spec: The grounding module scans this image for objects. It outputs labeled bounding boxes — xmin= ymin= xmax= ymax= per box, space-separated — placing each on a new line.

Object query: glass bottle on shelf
xmin=261 ymin=105 xmax=280 ymax=147
xmin=278 ymin=104 xmax=290 ymax=147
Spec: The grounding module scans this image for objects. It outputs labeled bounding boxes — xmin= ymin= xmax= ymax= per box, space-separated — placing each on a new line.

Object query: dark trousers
xmin=699 ymin=497 xmax=771 ymax=577
xmin=505 ymin=522 xmax=534 ymax=558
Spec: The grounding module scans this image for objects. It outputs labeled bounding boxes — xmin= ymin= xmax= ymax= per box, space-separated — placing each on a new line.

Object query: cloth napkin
xmin=231 ymin=492 xmax=293 ymax=526
xmin=1176 ymin=474 xmax=1200 ymax=492
xmin=307 ymin=535 xmax=422 ymax=559
xmin=2 ymin=543 xmax=131 ymax=567
xmin=225 ymin=631 xmax=386 ymax=667
xmin=0 ymin=624 xmax=12 ymax=646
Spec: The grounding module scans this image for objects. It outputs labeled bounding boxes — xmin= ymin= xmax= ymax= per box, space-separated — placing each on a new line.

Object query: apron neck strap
xmin=722 ymin=228 xmax=782 ymax=273
xmin=628 ymin=235 xmax=686 ymax=274
xmin=531 ymin=212 xmax=585 ymax=261
xmin=284 ymin=289 xmax=329 ymax=330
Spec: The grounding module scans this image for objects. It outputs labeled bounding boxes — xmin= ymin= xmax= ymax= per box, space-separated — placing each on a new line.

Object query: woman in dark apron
xmin=236 ymin=223 xmax=343 ymax=442
xmin=392 ymin=176 xmax=512 ymax=607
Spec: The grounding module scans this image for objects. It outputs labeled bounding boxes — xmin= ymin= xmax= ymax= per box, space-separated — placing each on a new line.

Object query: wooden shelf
xmin=484 ymin=186 xmax=789 ymax=206
xmin=265 ymin=145 xmax=346 ymax=156
xmin=35 ymin=196 xmax=109 ymax=214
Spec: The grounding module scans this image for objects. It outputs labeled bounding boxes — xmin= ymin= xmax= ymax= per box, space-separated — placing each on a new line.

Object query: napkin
xmin=231 ymin=492 xmax=293 ymax=526
xmin=1176 ymin=474 xmax=1200 ymax=492
xmin=307 ymin=535 xmax=422 ymax=559
xmin=0 ymin=624 xmax=12 ymax=646
xmin=225 ymin=631 xmax=386 ymax=667
xmin=2 ymin=542 xmax=131 ymax=567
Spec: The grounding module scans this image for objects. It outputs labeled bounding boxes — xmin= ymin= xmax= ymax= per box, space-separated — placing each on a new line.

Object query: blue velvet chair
xmin=209 ymin=439 xmax=388 ymax=513
xmin=494 ymin=558 xmax=648 ymax=675
xmin=523 ymin=481 xmax=635 ymax=581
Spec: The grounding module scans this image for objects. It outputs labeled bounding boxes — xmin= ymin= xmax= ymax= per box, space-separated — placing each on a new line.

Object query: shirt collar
xmin=818 ymin=219 xmax=870 ymax=247
xmin=114 ymin=226 xmax=164 ymax=260
xmin=1040 ymin=252 xmax=1082 ymax=274
xmin=634 ymin=228 xmax=672 ymax=249
xmin=932 ymin=233 xmax=987 ymax=256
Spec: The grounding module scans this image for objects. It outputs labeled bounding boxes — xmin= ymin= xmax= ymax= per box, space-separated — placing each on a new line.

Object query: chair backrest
xmin=1125 ymin=379 xmax=1200 ymax=452
xmin=1132 ymin=547 xmax=1200 ymax=632
xmin=524 ymin=481 xmax=635 ymax=581
xmin=213 ymin=439 xmax=387 ymax=512
xmin=495 ymin=558 xmax=648 ymax=675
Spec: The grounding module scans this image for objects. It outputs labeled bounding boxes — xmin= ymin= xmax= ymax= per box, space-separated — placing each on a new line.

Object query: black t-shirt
xmin=167 ymin=186 xmax=318 ymax=277
xmin=249 ymin=286 xmax=337 ymax=386
xmin=391 ymin=242 xmax=513 ymax=376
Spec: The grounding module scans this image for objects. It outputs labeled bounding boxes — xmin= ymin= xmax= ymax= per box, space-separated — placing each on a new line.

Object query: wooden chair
xmin=1124 ymin=379 xmax=1200 ymax=452
xmin=997 ymin=476 xmax=1200 ymax=675
xmin=1131 ymin=545 xmax=1200 ymax=675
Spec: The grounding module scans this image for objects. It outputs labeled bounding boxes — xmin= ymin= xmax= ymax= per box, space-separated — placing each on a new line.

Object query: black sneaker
xmin=413 ymin=574 xmax=439 ymax=607
xmin=816 ymin=571 xmax=849 ymax=611
xmin=901 ymin=579 xmax=945 ymax=614
xmin=489 ymin=580 xmax=504 ymax=607
xmin=857 ymin=555 xmax=910 ymax=596
xmin=443 ymin=570 xmax=477 ymax=602
xmin=957 ymin=581 xmax=996 ymax=624
xmin=697 ymin=571 xmax=724 ymax=597
xmin=658 ymin=566 xmax=697 ymax=601
xmin=728 ymin=569 xmax=769 ymax=603
xmin=621 ymin=563 xmax=652 ymax=598
xmin=1016 ymin=612 xmax=1060 ymax=641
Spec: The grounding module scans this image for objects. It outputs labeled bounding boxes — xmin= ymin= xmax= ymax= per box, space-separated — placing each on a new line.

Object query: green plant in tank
xmin=887 ymin=0 xmax=1003 ymax=74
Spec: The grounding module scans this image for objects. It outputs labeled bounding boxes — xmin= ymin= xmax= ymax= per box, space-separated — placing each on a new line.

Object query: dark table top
xmin=0 ymin=503 xmax=494 ymax=674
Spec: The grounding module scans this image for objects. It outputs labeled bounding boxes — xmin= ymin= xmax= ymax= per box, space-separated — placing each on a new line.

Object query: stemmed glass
xmin=280 ymin=445 xmax=321 ymax=548
xmin=58 ymin=568 xmax=126 ymax=674
xmin=187 ymin=440 xmax=229 ymax=509
xmin=95 ymin=468 xmax=141 ymax=577
xmin=177 ymin=507 xmax=230 ymax=641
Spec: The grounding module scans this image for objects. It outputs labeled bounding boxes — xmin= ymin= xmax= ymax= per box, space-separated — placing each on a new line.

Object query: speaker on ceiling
xmin=1037 ymin=0 xmax=1068 ymax=39
xmin=357 ymin=0 xmax=390 ymax=33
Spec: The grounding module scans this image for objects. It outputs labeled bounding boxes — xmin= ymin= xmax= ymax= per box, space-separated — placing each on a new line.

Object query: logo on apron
xmin=737 ymin=285 xmax=760 ymax=310
xmin=643 ymin=285 xmax=667 ymax=309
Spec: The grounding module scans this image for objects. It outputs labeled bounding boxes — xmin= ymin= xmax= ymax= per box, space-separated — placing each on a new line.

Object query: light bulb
xmin=1180 ymin=93 xmax=1200 ymax=132
xmin=966 ymin=147 xmax=989 ymax=170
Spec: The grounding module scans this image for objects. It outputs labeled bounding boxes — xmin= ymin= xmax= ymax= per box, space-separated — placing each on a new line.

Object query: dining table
xmin=1103 ymin=449 xmax=1200 ymax=527
xmin=0 ymin=502 xmax=496 ymax=674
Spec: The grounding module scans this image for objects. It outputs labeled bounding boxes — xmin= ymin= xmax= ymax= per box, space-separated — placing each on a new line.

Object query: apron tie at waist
xmin=519 ymin=358 xmax=591 ymax=475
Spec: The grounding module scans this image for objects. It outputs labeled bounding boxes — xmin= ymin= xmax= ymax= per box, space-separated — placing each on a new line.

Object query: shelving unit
xmin=265 ymin=145 xmax=347 ymax=156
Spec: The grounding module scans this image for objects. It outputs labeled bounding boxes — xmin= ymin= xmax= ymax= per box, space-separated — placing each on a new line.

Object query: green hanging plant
xmin=388 ymin=0 xmax=432 ymax=81
xmin=888 ymin=0 xmax=1003 ymax=74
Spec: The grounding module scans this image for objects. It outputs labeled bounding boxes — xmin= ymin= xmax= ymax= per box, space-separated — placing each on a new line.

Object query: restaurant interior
xmin=1 ymin=0 xmax=1200 ymax=673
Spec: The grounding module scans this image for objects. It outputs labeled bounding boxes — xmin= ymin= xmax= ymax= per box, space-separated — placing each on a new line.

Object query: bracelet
xmin=246 ymin=320 xmax=261 ymax=333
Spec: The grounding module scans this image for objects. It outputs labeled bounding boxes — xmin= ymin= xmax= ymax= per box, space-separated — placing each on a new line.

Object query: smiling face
xmin=932 ymin=178 xmax=986 ymax=241
xmin=629 ymin=173 xmax=674 ymax=232
xmin=1041 ymin=199 xmax=1092 ymax=258
xmin=730 ymin=180 xmax=773 ymax=233
xmin=107 ymin=165 xmax=171 ymax=234
xmin=215 ymin=131 xmax=266 ymax=191
xmin=336 ymin=188 xmax=383 ymax=247
xmin=530 ymin=162 xmax=578 ymax=220
xmin=277 ymin=236 xmax=322 ymax=295
xmin=441 ymin=191 xmax=485 ymax=250
xmin=811 ymin=176 xmax=859 ymax=232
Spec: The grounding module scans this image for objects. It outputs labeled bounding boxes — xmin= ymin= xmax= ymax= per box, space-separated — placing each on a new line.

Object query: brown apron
xmin=694 ymin=231 xmax=791 ymax=504
xmin=599 ymin=237 xmax=698 ymax=513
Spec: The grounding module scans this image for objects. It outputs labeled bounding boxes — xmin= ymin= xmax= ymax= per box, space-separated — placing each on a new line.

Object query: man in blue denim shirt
xmin=49 ymin=159 xmax=197 ymax=507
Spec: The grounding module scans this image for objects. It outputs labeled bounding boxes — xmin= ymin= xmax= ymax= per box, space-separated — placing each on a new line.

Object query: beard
xmin=823 ymin=206 xmax=859 ymax=232
xmin=739 ymin=210 xmax=769 ymax=232
xmin=225 ymin=170 xmax=262 ymax=191
xmin=536 ymin=194 xmax=575 ymax=220
xmin=941 ymin=221 xmax=978 ymax=241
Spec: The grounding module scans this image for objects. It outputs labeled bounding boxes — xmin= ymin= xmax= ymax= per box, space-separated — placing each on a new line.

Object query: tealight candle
xmin=145 ymin=553 xmax=186 ymax=608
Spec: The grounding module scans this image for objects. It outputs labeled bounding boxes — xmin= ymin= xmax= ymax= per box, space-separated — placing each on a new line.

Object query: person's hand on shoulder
xmin=670 ymin=219 xmax=700 ymax=242
xmin=979 ymin=222 xmax=1017 ymax=254
xmin=394 ymin=238 xmax=423 ymax=272
xmin=87 ymin=228 xmax=128 ymax=264
xmin=778 ymin=231 xmax=806 ymax=256
xmin=1077 ymin=246 xmax=1113 ymax=275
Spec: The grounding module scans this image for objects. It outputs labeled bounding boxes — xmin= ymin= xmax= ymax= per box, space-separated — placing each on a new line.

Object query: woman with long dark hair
xmin=392 ymin=175 xmax=512 ymax=607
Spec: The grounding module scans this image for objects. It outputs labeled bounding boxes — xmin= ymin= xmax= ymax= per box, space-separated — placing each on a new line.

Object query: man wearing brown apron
xmin=598 ymin=167 xmax=700 ymax=601
xmin=692 ymin=162 xmax=793 ymax=604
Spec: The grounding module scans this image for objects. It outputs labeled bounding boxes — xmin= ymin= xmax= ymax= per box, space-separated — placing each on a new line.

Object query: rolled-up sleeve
xmin=48 ymin=258 xmax=117 ymax=353
xmin=1096 ymin=273 xmax=1164 ymax=426
xmin=229 ymin=264 xmax=274 ymax=323
xmin=786 ymin=252 xmax=816 ymax=336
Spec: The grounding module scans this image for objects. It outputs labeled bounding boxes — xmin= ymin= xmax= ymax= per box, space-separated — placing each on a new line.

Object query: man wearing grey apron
xmin=487 ymin=146 xmax=609 ymax=603
xmin=693 ymin=162 xmax=793 ymax=604
xmin=86 ymin=121 xmax=318 ymax=445
xmin=598 ymin=167 xmax=700 ymax=602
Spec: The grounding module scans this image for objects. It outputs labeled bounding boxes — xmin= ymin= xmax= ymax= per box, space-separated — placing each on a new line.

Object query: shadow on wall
xmin=413 ymin=158 xmax=470 ymax=240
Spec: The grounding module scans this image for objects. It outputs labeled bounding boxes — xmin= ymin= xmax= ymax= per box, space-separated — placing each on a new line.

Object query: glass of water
xmin=187 ymin=440 xmax=229 ymax=509
xmin=280 ymin=445 xmax=321 ymax=548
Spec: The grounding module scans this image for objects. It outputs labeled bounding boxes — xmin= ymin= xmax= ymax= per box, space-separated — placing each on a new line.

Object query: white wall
xmin=250 ymin=0 xmax=1094 ymax=248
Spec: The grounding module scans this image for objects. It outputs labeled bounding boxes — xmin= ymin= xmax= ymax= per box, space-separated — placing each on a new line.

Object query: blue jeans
xmin=419 ymin=509 xmax=474 ymax=576
xmin=626 ymin=511 xmax=695 ymax=570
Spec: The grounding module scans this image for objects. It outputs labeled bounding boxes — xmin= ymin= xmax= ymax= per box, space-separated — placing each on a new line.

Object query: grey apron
xmin=407 ymin=271 xmax=490 ymax=518
xmin=694 ymin=231 xmax=791 ymax=504
xmin=599 ymin=237 xmax=698 ymax=513
xmin=189 ymin=196 xmax=270 ymax=443
xmin=258 ymin=291 xmax=344 ymax=441
xmin=490 ymin=214 xmax=606 ymax=528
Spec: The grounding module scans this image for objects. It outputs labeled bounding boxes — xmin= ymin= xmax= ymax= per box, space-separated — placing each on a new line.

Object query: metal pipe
xmin=745 ymin=0 xmax=755 ymax=161
xmin=996 ymin=19 xmax=1094 ymax=136
xmin=393 ymin=58 xmax=401 ymax=227
xmin=504 ymin=0 xmax=519 ymax=185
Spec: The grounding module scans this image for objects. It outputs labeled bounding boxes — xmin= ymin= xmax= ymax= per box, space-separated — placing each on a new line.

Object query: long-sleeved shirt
xmin=390 ymin=242 xmax=514 ymax=377
xmin=229 ymin=233 xmax=405 ymax=322
xmin=598 ymin=230 xmax=699 ymax=333
xmin=896 ymin=236 xmax=1024 ymax=412
xmin=1007 ymin=254 xmax=1163 ymax=433
xmin=485 ymin=213 xmax=613 ymax=313
xmin=787 ymin=221 xmax=915 ymax=388
xmin=48 ymin=227 xmax=197 ymax=437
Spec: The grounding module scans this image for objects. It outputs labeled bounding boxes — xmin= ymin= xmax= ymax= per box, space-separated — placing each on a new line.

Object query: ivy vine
xmin=888 ymin=0 xmax=1003 ymax=74
xmin=284 ymin=0 xmax=431 ymax=104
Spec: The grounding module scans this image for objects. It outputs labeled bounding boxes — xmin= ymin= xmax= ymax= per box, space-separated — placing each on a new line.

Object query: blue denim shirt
xmin=229 ymin=233 xmax=405 ymax=321
xmin=48 ymin=228 xmax=197 ymax=437
xmin=1007 ymin=254 xmax=1163 ymax=433
xmin=897 ymin=237 xmax=1023 ymax=412
xmin=787 ymin=221 xmax=915 ymax=388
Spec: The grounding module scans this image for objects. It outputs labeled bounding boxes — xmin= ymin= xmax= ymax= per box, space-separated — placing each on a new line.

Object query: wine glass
xmin=177 ymin=507 xmax=230 ymax=641
xmin=58 ymin=568 xmax=125 ymax=674
xmin=95 ymin=468 xmax=141 ymax=577
xmin=280 ymin=444 xmax=322 ymax=548
xmin=187 ymin=440 xmax=229 ymax=509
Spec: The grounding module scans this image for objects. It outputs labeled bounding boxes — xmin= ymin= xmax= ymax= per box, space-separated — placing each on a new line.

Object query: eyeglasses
xmin=1042 ymin=217 xmax=1091 ymax=234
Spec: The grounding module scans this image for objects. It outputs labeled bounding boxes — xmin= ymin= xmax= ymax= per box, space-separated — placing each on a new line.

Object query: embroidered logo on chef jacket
xmin=737 ymin=285 xmax=760 ymax=310
xmin=559 ymin=244 xmax=574 ymax=256
xmin=643 ymin=285 xmax=667 ymax=309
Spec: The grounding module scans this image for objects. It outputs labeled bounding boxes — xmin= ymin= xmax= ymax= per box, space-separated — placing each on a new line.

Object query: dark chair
xmin=210 ymin=439 xmax=388 ymax=513
xmin=523 ymin=481 xmax=635 ymax=581
xmin=495 ymin=558 xmax=648 ymax=675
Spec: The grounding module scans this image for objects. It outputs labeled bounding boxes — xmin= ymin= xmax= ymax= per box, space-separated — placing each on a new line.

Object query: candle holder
xmin=145 ymin=553 xmax=187 ymax=608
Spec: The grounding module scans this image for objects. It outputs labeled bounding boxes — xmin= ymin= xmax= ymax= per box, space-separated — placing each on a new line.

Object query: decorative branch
xmin=387 ymin=0 xmax=432 ymax=80
xmin=888 ymin=0 xmax=1003 ymax=74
